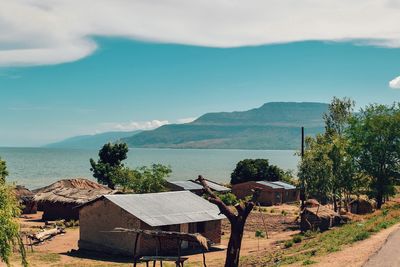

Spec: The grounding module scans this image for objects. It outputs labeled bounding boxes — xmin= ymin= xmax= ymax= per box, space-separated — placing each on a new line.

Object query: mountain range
xmin=46 ymin=102 xmax=329 ymax=150
xmin=44 ymin=130 xmax=141 ymax=149
xmin=124 ymin=102 xmax=328 ymax=150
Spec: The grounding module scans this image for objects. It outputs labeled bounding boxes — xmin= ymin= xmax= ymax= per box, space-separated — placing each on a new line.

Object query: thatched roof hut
xmin=300 ymin=206 xmax=347 ymax=232
xmin=33 ymin=178 xmax=108 ymax=194
xmin=349 ymin=199 xmax=374 ymax=215
xmin=14 ymin=185 xmax=37 ymax=214
xmin=34 ymin=178 xmax=114 ymax=221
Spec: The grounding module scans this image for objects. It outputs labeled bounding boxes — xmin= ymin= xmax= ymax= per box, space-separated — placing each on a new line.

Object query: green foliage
xmin=284 ymin=240 xmax=293 ymax=248
xmin=90 ymin=143 xmax=171 ymax=193
xmin=0 ymin=157 xmax=27 ymax=267
xmin=298 ymin=97 xmax=360 ymax=207
xmin=90 ymin=143 xmax=129 ymax=189
xmin=353 ymin=231 xmax=370 ymax=242
xmin=230 ymin=159 xmax=289 ymax=185
xmin=0 ymin=157 xmax=8 ymax=184
xmin=255 ymin=230 xmax=266 ymax=238
xmin=292 ymin=235 xmax=303 ymax=243
xmin=130 ymin=164 xmax=172 ymax=193
xmin=347 ymin=103 xmax=400 ymax=209
xmin=303 ymin=259 xmax=317 ymax=265
xmin=218 ymin=192 xmax=238 ymax=206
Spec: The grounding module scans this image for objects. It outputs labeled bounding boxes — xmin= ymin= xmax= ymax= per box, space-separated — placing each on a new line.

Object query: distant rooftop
xmin=256 ymin=180 xmax=297 ymax=190
xmin=270 ymin=181 xmax=297 ymax=190
xmin=104 ymin=191 xmax=225 ymax=227
xmin=168 ymin=180 xmax=204 ymax=191
xmin=193 ymin=179 xmax=230 ymax=192
xmin=256 ymin=181 xmax=284 ymax=189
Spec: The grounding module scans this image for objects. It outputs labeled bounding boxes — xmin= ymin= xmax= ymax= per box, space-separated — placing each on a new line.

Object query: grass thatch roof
xmin=34 ymin=187 xmax=114 ymax=204
xmin=33 ymin=178 xmax=113 ymax=204
xmin=33 ymin=178 xmax=108 ymax=194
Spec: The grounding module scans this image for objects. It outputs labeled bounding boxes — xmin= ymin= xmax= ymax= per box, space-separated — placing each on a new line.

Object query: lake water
xmin=0 ymin=147 xmax=299 ymax=190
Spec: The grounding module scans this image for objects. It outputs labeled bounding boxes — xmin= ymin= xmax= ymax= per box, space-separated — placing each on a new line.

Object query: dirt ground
xmin=10 ymin=203 xmax=397 ymax=267
xmin=8 ymin=205 xmax=300 ymax=267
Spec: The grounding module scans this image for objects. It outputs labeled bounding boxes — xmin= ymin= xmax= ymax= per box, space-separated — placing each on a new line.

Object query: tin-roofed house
xmin=166 ymin=180 xmax=205 ymax=195
xmin=166 ymin=179 xmax=230 ymax=195
xmin=78 ymin=191 xmax=225 ymax=256
xmin=232 ymin=180 xmax=299 ymax=206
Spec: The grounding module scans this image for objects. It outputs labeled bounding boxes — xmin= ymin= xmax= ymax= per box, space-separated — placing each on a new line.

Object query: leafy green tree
xmin=347 ymin=103 xmax=400 ymax=209
xmin=129 ymin=164 xmax=171 ymax=193
xmin=299 ymin=97 xmax=358 ymax=210
xmin=0 ymin=158 xmax=8 ymax=184
xmin=0 ymin=157 xmax=27 ymax=267
xmin=230 ymin=159 xmax=287 ymax=185
xmin=298 ymin=135 xmax=333 ymax=204
xmin=90 ymin=143 xmax=129 ymax=189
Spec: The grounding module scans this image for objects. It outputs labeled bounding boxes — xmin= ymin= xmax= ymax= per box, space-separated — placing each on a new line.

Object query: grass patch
xmin=241 ymin=202 xmax=400 ymax=266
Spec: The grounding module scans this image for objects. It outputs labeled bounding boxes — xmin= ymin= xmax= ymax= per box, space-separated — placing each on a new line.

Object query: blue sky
xmin=1 ymin=38 xmax=400 ymax=146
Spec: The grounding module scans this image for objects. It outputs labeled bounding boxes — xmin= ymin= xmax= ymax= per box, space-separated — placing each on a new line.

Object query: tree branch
xmin=197 ymin=175 xmax=236 ymax=222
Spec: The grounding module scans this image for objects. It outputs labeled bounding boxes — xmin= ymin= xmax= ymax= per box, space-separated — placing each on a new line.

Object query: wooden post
xmin=133 ymin=233 xmax=140 ymax=267
xmin=300 ymin=127 xmax=306 ymax=210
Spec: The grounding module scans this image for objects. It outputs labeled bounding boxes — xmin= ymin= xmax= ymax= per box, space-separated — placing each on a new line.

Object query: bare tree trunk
xmin=197 ymin=175 xmax=260 ymax=267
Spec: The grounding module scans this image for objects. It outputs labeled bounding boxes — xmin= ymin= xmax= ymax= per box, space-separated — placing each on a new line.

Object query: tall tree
xmin=0 ymin=157 xmax=27 ymax=267
xmin=324 ymin=97 xmax=356 ymax=211
xmin=347 ymin=103 xmax=400 ymax=209
xmin=230 ymin=159 xmax=286 ymax=185
xmin=298 ymin=97 xmax=357 ymax=210
xmin=197 ymin=175 xmax=259 ymax=267
xmin=90 ymin=143 xmax=129 ymax=189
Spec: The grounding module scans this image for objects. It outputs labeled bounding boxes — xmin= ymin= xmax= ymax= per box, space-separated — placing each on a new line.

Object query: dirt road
xmin=364 ymin=226 xmax=400 ymax=267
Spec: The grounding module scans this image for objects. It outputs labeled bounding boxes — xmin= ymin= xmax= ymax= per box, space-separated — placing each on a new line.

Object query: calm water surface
xmin=0 ymin=147 xmax=299 ymax=189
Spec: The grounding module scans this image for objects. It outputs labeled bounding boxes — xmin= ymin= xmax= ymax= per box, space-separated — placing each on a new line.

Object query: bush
xmin=293 ymin=235 xmax=303 ymax=243
xmin=353 ymin=231 xmax=370 ymax=242
xmin=281 ymin=210 xmax=288 ymax=216
xmin=303 ymin=259 xmax=317 ymax=265
xmin=284 ymin=240 xmax=294 ymax=248
xmin=219 ymin=193 xmax=238 ymax=206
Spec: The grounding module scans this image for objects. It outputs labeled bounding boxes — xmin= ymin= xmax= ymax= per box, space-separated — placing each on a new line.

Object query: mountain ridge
xmin=123 ymin=102 xmax=328 ymax=150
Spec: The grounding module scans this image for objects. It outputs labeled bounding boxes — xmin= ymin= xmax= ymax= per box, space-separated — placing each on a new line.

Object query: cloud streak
xmin=2 ymin=1 xmax=400 ymax=66
xmin=101 ymin=120 xmax=170 ymax=131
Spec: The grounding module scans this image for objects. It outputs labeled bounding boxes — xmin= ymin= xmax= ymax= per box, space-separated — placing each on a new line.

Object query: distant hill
xmin=44 ymin=130 xmax=141 ymax=149
xmin=123 ymin=102 xmax=328 ymax=150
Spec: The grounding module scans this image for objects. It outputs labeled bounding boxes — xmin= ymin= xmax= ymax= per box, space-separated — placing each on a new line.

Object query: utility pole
xmin=300 ymin=127 xmax=305 ymax=209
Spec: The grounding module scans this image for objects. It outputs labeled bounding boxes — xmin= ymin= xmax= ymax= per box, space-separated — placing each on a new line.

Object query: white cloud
xmin=389 ymin=76 xmax=400 ymax=89
xmin=2 ymin=1 xmax=400 ymax=66
xmin=101 ymin=120 xmax=170 ymax=131
xmin=176 ymin=117 xmax=197 ymax=124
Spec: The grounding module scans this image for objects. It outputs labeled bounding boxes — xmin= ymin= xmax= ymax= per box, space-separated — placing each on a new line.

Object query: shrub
xmin=293 ymin=235 xmax=303 ymax=243
xmin=303 ymin=259 xmax=317 ymax=265
xmin=284 ymin=240 xmax=293 ymax=248
xmin=353 ymin=231 xmax=370 ymax=242
xmin=281 ymin=210 xmax=288 ymax=216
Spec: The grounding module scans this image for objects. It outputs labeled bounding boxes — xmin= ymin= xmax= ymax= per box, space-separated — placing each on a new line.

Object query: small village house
xmin=78 ymin=191 xmax=225 ymax=256
xmin=232 ymin=180 xmax=299 ymax=206
xmin=14 ymin=185 xmax=37 ymax=214
xmin=34 ymin=178 xmax=113 ymax=220
xmin=166 ymin=179 xmax=230 ymax=195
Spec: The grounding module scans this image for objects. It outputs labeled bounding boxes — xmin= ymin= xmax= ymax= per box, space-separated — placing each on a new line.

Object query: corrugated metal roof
xmin=270 ymin=181 xmax=297 ymax=190
xmin=104 ymin=191 xmax=225 ymax=227
xmin=201 ymin=180 xmax=231 ymax=192
xmin=256 ymin=181 xmax=284 ymax=189
xmin=169 ymin=180 xmax=204 ymax=190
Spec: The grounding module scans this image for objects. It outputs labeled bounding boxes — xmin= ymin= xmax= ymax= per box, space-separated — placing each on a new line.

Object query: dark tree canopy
xmin=90 ymin=143 xmax=129 ymax=189
xmin=230 ymin=159 xmax=285 ymax=185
